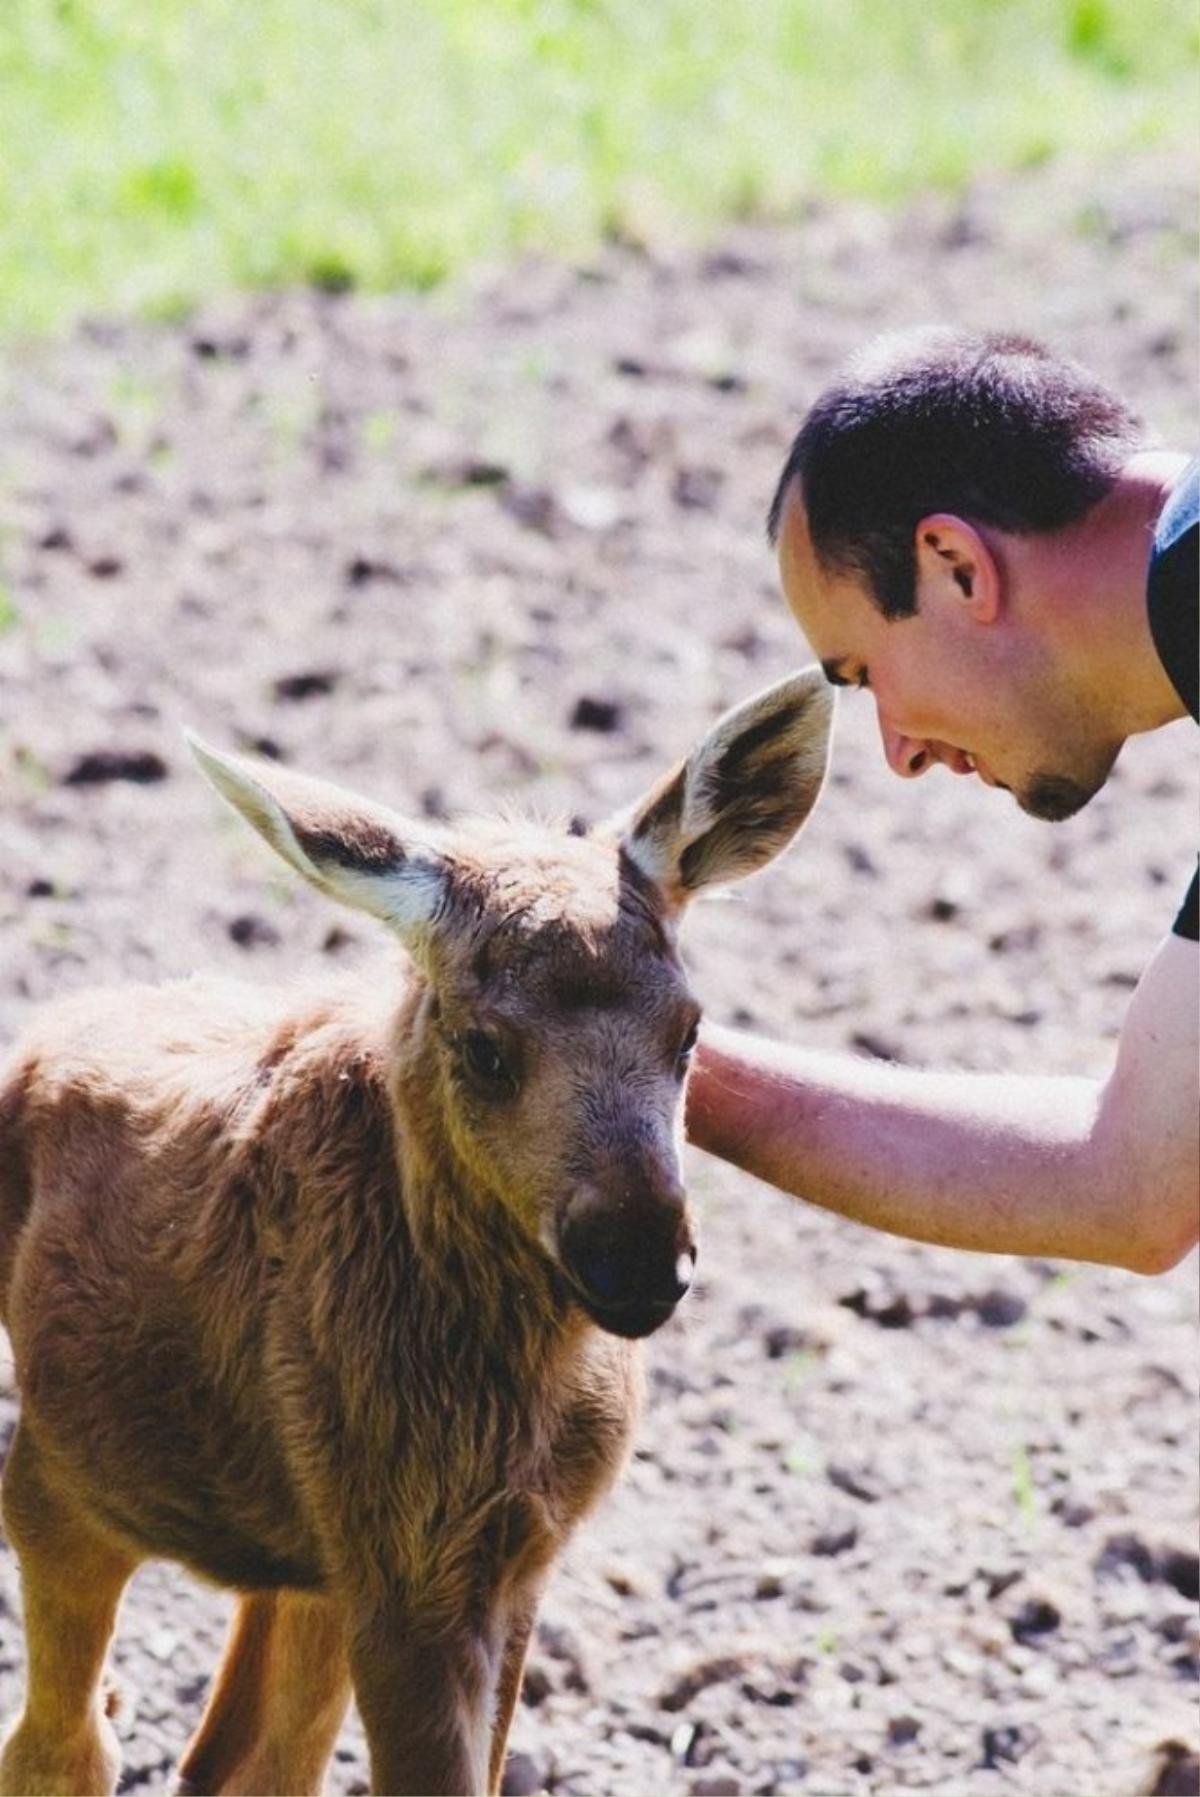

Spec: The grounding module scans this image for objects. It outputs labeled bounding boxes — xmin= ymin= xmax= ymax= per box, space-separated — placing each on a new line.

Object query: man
xmin=687 ymin=328 xmax=1198 ymax=1276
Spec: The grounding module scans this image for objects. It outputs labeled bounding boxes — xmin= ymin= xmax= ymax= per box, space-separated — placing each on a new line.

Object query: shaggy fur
xmin=0 ymin=668 xmax=831 ymax=1797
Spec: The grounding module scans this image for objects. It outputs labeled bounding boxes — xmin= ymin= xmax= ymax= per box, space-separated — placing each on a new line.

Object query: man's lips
xmin=946 ymin=748 xmax=1002 ymax=787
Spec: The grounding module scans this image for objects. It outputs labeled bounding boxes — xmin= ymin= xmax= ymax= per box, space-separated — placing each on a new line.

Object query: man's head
xmin=770 ymin=327 xmax=1145 ymax=819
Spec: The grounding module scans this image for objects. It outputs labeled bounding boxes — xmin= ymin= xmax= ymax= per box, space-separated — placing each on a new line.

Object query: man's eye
xmin=460 ymin=1030 xmax=514 ymax=1093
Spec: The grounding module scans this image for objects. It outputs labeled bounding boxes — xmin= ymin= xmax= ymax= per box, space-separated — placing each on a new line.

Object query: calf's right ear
xmin=618 ymin=666 xmax=834 ymax=912
xmin=186 ymin=734 xmax=451 ymax=945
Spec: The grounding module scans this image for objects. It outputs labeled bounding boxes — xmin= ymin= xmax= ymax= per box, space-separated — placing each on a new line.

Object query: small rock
xmin=604 ymin=1566 xmax=645 ymax=1598
xmin=421 ymin=456 xmax=510 ymax=490
xmin=229 ymin=914 xmax=280 ymax=950
xmin=1010 ymin=1596 xmax=1062 ymax=1644
xmin=660 ymin=1656 xmax=746 ymax=1713
xmin=520 ymin=1662 xmax=552 ymax=1707
xmin=1050 ymin=1493 xmax=1095 ymax=1528
xmin=1159 ymin=1547 xmax=1200 ymax=1602
xmin=700 ymin=248 xmax=766 ymax=279
xmin=560 ymin=484 xmax=624 ymax=530
xmin=64 ymin=749 xmax=168 ymax=786
xmin=144 ymin=1626 xmax=179 ymax=1662
xmin=762 ymin=1324 xmax=808 ymax=1359
xmin=242 ymin=734 xmax=284 ymax=760
xmin=191 ymin=331 xmax=250 ymax=360
xmin=842 ymin=841 xmax=880 ymax=878
xmin=569 ymin=696 xmax=623 ymax=733
xmin=536 ymin=1620 xmax=590 ymax=1694
xmin=849 ymin=1030 xmax=903 ymax=1063
xmin=741 ymin=1673 xmax=797 ymax=1708
xmin=345 ymin=554 xmax=403 ymax=586
xmin=810 ymin=1524 xmax=858 ymax=1558
xmin=1096 ymin=1531 xmax=1158 ymax=1583
xmin=273 ymin=670 xmax=339 ymax=702
xmin=974 ymin=1287 xmax=1028 ymax=1328
xmin=499 ymin=484 xmax=562 ymax=536
xmin=500 ymin=1750 xmax=546 ymax=1796
xmin=887 ymin=1715 xmax=921 ymax=1746
xmin=691 ymin=1778 xmax=741 ymax=1796
xmin=321 ymin=926 xmax=357 ymax=954
xmin=670 ymin=1721 xmax=698 ymax=1760
xmin=1018 ymin=1660 xmax=1057 ymax=1697
xmin=672 ymin=466 xmax=724 ymax=511
xmin=981 ymin=1723 xmax=1030 ymax=1767
xmin=827 ymin=1463 xmax=879 ymax=1503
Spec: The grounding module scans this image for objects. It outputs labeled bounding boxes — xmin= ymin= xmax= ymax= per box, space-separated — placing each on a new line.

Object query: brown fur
xmin=0 ymin=670 xmax=832 ymax=1797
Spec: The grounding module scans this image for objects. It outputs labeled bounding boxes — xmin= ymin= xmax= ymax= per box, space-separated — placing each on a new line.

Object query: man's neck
xmin=1033 ymin=450 xmax=1190 ymax=739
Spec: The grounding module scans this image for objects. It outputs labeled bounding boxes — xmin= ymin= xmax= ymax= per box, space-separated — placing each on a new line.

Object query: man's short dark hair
xmin=767 ymin=328 xmax=1143 ymax=619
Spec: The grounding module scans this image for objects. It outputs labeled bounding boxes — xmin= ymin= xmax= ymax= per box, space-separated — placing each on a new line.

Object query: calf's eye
xmin=460 ymin=1029 xmax=514 ymax=1095
xmin=676 ymin=1018 xmax=700 ymax=1075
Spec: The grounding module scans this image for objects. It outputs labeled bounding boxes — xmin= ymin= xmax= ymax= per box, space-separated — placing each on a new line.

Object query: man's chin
xmin=1016 ymin=772 xmax=1102 ymax=823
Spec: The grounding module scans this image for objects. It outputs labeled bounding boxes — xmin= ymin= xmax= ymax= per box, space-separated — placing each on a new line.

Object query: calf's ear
xmin=187 ymin=734 xmax=451 ymax=944
xmin=617 ymin=666 xmax=834 ymax=911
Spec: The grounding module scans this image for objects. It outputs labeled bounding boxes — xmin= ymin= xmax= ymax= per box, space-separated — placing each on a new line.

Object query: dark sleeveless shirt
xmin=1146 ymin=457 xmax=1198 ymax=941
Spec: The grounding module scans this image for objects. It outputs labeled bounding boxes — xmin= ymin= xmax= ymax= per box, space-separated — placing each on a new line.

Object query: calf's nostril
xmin=574 ymin=1246 xmax=625 ymax=1307
xmin=674 ymin=1250 xmax=696 ymax=1296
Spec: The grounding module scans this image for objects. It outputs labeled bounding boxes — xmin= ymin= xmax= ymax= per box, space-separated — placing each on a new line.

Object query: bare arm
xmin=687 ymin=931 xmax=1199 ymax=1275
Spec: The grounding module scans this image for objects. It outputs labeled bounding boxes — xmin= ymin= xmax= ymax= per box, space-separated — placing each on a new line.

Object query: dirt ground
xmin=0 ymin=152 xmax=1196 ymax=1797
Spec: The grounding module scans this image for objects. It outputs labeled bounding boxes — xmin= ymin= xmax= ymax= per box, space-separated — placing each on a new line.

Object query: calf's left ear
xmin=617 ymin=666 xmax=834 ymax=911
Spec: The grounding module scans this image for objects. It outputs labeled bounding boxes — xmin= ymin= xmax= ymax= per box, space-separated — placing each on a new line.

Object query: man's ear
xmin=187 ymin=734 xmax=452 ymax=945
xmin=616 ymin=667 xmax=834 ymax=913
xmin=914 ymin=513 xmax=1000 ymax=623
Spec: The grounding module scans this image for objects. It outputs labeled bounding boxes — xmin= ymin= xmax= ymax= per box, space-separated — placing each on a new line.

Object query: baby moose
xmin=0 ymin=669 xmax=831 ymax=1797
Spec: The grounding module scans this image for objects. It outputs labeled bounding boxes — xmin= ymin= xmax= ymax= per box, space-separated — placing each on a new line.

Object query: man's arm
xmin=686 ymin=931 xmax=1198 ymax=1275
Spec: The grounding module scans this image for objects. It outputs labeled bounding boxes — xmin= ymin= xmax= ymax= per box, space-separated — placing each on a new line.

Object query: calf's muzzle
xmin=559 ymin=1176 xmax=696 ymax=1340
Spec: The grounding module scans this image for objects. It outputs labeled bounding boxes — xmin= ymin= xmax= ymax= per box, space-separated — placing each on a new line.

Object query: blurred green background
xmin=1 ymin=0 xmax=1196 ymax=338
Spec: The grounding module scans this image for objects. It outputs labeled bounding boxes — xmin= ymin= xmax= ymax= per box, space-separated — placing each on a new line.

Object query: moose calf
xmin=0 ymin=669 xmax=831 ymax=1796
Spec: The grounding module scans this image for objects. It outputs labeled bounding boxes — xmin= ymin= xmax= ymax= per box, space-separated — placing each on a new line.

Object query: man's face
xmin=775 ymin=485 xmax=1121 ymax=821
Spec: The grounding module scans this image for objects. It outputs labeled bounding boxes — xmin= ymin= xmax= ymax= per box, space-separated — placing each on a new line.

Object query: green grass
xmin=0 ymin=0 xmax=1196 ymax=337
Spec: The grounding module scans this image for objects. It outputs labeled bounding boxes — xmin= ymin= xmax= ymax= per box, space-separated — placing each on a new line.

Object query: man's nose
xmin=879 ymin=716 xmax=932 ymax=778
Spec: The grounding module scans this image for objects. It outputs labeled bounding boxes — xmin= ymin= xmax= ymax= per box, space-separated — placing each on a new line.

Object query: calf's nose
xmin=560 ymin=1180 xmax=695 ymax=1316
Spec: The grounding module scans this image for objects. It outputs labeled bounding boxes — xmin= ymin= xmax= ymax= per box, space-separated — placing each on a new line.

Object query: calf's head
xmin=189 ymin=668 xmax=832 ymax=1338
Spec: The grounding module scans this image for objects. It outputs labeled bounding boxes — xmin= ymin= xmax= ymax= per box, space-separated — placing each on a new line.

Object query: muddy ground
xmin=0 ymin=153 xmax=1196 ymax=1797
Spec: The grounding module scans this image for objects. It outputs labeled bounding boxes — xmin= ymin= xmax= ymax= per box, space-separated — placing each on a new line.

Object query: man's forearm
xmin=687 ymin=1023 xmax=1151 ymax=1271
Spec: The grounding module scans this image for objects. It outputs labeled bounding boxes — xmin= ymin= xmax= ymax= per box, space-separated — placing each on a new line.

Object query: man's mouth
xmin=958 ymin=751 xmax=1005 ymax=789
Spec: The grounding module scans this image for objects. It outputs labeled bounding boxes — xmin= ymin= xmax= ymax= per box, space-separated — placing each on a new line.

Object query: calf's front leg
xmin=176 ymin=1590 xmax=350 ymax=1795
xmin=0 ymin=1424 xmax=137 ymax=1797
xmin=349 ymin=1609 xmax=496 ymax=1797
